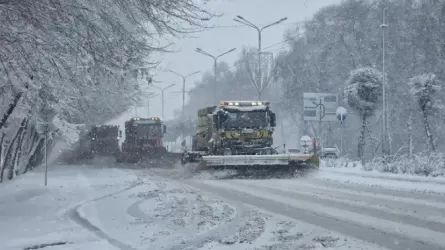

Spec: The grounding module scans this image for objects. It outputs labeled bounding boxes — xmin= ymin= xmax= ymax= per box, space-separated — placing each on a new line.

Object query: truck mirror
xmin=163 ymin=125 xmax=167 ymax=134
xmin=270 ymin=112 xmax=276 ymax=127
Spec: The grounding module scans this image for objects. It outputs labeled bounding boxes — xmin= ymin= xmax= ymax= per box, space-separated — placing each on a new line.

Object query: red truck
xmin=116 ymin=117 xmax=169 ymax=163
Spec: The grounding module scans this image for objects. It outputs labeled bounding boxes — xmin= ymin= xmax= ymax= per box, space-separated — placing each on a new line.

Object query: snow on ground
xmin=78 ymin=178 xmax=379 ymax=250
xmin=318 ymin=162 xmax=445 ymax=195
xmin=195 ymin=206 xmax=382 ymax=250
xmin=77 ymin=180 xmax=238 ymax=250
xmin=190 ymin=176 xmax=445 ymax=250
xmin=321 ymin=163 xmax=445 ymax=184
xmin=0 ymin=165 xmax=140 ymax=250
xmin=5 ymin=156 xmax=445 ymax=250
xmin=2 ymin=161 xmax=393 ymax=250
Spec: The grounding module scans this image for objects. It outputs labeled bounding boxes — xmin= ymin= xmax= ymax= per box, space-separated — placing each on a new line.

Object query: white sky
xmin=113 ymin=0 xmax=341 ymax=123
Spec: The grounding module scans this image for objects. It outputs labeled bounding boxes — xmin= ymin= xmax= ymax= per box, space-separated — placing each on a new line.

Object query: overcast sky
xmin=108 ymin=0 xmax=341 ymax=125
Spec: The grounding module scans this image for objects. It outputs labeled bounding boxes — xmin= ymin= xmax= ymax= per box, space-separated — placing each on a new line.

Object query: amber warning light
xmin=131 ymin=117 xmax=161 ymax=121
xmin=219 ymin=101 xmax=270 ymax=106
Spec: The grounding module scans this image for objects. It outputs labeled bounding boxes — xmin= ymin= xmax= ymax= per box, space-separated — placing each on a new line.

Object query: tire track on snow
xmin=67 ymin=183 xmax=142 ymax=250
xmin=186 ymin=180 xmax=445 ymax=250
xmin=232 ymin=180 xmax=445 ymax=233
xmin=126 ymin=190 xmax=244 ymax=250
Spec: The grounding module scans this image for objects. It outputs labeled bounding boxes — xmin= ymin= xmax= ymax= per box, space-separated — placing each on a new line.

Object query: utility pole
xmin=195 ymin=48 xmax=236 ymax=101
xmin=234 ymin=15 xmax=287 ymax=100
xmin=381 ymin=5 xmax=389 ymax=156
xmin=151 ymin=83 xmax=175 ymax=119
xmin=168 ymin=70 xmax=200 ymax=141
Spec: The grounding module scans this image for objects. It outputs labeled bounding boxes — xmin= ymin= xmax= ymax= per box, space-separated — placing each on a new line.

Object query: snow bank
xmin=322 ymin=153 xmax=445 ymax=177
xmin=318 ymin=161 xmax=445 ymax=194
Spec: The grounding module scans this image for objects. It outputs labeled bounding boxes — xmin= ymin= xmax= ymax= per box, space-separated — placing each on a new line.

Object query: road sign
xmin=336 ymin=107 xmax=347 ymax=123
xmin=303 ymin=93 xmax=338 ymax=122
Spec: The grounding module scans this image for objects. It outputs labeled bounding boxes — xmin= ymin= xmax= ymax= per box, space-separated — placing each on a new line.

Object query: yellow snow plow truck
xmin=181 ymin=101 xmax=319 ymax=173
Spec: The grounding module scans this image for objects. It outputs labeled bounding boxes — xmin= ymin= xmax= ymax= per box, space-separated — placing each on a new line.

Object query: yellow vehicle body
xmin=182 ymin=101 xmax=319 ymax=173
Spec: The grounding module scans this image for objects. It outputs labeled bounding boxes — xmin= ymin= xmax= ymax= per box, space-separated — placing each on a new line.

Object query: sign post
xmin=44 ymin=121 xmax=48 ymax=186
xmin=37 ymin=119 xmax=49 ymax=186
xmin=336 ymin=107 xmax=347 ymax=157
xmin=303 ymin=93 xmax=338 ymax=152
xmin=303 ymin=93 xmax=339 ymax=122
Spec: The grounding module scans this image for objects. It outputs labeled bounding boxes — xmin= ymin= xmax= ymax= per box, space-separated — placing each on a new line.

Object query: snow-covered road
xmin=153 ymin=165 xmax=445 ymax=250
xmin=2 ymin=162 xmax=445 ymax=250
xmin=183 ymin=178 xmax=445 ymax=250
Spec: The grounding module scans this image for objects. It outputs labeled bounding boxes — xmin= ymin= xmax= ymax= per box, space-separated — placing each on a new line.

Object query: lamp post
xmin=146 ymin=93 xmax=158 ymax=117
xmin=151 ymin=83 xmax=175 ymax=119
xmin=195 ymin=48 xmax=236 ymax=101
xmin=168 ymin=70 xmax=200 ymax=141
xmin=336 ymin=107 xmax=348 ymax=157
xmin=233 ymin=15 xmax=287 ymax=100
xmin=381 ymin=7 xmax=389 ymax=156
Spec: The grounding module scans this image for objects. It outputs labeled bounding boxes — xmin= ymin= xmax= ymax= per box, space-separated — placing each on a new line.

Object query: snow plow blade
xmin=201 ymin=154 xmax=319 ymax=170
xmin=116 ymin=150 xmax=182 ymax=165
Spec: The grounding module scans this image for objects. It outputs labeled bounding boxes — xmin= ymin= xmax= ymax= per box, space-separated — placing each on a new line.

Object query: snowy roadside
xmin=0 ymin=165 xmax=141 ymax=250
xmin=321 ymin=155 xmax=445 ymax=177
xmin=318 ymin=163 xmax=445 ymax=194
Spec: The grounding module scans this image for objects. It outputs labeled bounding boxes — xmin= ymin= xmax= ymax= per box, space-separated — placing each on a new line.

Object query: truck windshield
xmin=135 ymin=124 xmax=162 ymax=136
xmin=223 ymin=111 xmax=268 ymax=129
xmin=92 ymin=127 xmax=118 ymax=138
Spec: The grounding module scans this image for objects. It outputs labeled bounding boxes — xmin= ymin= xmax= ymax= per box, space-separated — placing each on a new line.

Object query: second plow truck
xmin=116 ymin=117 xmax=179 ymax=164
xmin=181 ymin=100 xmax=319 ymax=173
xmin=89 ymin=125 xmax=122 ymax=157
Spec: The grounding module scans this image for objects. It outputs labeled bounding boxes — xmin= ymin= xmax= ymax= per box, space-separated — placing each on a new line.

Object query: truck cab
xmin=196 ymin=101 xmax=277 ymax=156
xmin=89 ymin=125 xmax=121 ymax=155
xmin=121 ymin=117 xmax=167 ymax=154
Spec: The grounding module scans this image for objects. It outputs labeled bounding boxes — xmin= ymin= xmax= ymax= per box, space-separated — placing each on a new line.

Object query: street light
xmin=151 ymin=83 xmax=175 ymax=119
xmin=233 ymin=15 xmax=287 ymax=100
xmin=381 ymin=7 xmax=389 ymax=156
xmin=168 ymin=70 xmax=200 ymax=120
xmin=146 ymin=93 xmax=159 ymax=117
xmin=168 ymin=70 xmax=200 ymax=141
xmin=195 ymin=47 xmax=236 ymax=101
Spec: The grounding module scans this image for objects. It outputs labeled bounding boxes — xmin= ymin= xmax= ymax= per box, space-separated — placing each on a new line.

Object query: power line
xmin=262 ymin=25 xmax=304 ymax=51
xmin=268 ymin=46 xmax=291 ymax=53
xmin=262 ymin=36 xmax=298 ymax=51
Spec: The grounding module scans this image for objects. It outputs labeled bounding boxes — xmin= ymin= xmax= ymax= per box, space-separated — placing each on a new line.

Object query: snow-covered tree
xmin=344 ymin=67 xmax=382 ymax=164
xmin=407 ymin=73 xmax=441 ymax=151
xmin=0 ymin=0 xmax=214 ymax=180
